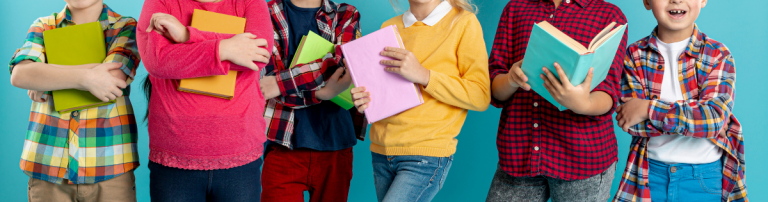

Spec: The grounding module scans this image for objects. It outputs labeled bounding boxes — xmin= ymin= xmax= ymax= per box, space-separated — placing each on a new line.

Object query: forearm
xmin=578 ymin=91 xmax=613 ymax=116
xmin=10 ymin=61 xmax=86 ymax=91
xmin=491 ymin=73 xmax=518 ymax=102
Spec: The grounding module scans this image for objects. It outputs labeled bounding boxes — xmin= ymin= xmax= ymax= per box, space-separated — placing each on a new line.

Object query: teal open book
xmin=291 ymin=31 xmax=354 ymax=110
xmin=521 ymin=21 xmax=627 ymax=111
xmin=43 ymin=21 xmax=117 ymax=113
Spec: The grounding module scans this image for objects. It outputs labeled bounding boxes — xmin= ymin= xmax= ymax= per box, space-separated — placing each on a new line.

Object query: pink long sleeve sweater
xmin=137 ymin=0 xmax=273 ymax=170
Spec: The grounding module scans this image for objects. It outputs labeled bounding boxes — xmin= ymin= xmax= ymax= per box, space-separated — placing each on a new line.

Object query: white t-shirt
xmin=646 ymin=37 xmax=723 ymax=164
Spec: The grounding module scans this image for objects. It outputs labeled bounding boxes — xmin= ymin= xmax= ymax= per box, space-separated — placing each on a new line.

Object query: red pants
xmin=261 ymin=145 xmax=354 ymax=202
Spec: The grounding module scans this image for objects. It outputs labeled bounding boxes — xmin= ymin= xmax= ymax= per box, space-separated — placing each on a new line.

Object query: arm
xmin=104 ymin=17 xmax=141 ymax=84
xmin=422 ymin=15 xmax=491 ymax=111
xmin=619 ymin=47 xmax=661 ymax=137
xmin=271 ymin=6 xmax=361 ymax=108
xmin=489 ymin=3 xmax=517 ymax=107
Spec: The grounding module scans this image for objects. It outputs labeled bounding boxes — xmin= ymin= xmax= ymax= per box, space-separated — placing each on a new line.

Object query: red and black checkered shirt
xmin=489 ymin=0 xmax=627 ymax=181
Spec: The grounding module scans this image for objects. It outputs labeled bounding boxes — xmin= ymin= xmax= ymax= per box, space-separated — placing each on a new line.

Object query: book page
xmin=590 ymin=24 xmax=625 ymax=52
xmin=588 ymin=22 xmax=617 ymax=51
xmin=537 ymin=21 xmax=588 ymax=53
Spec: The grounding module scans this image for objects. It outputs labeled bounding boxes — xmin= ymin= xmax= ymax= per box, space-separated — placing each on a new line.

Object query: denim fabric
xmin=649 ymin=158 xmax=723 ymax=202
xmin=148 ymin=159 xmax=263 ymax=202
xmin=485 ymin=162 xmax=616 ymax=202
xmin=371 ymin=153 xmax=453 ymax=202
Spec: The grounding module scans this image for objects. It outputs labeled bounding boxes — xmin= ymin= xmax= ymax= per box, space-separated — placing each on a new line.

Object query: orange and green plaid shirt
xmin=614 ymin=25 xmax=746 ymax=202
xmin=8 ymin=4 xmax=141 ymax=185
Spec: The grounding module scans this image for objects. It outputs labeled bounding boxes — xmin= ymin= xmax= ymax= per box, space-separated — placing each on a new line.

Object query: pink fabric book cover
xmin=341 ymin=25 xmax=424 ymax=124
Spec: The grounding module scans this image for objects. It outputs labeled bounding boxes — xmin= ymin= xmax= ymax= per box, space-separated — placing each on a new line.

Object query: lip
xmin=667 ymin=9 xmax=688 ymax=20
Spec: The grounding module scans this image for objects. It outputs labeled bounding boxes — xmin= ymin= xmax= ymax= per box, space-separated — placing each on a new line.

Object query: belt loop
xmin=691 ymin=163 xmax=701 ymax=179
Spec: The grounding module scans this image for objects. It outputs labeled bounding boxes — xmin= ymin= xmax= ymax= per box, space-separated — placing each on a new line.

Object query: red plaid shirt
xmin=263 ymin=0 xmax=366 ymax=148
xmin=489 ymin=0 xmax=627 ymax=180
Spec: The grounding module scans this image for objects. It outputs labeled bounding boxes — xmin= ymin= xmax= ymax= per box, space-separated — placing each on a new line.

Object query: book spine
xmin=570 ymin=53 xmax=595 ymax=86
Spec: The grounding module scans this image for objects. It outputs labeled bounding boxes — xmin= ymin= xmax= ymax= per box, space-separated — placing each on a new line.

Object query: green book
xmin=521 ymin=21 xmax=626 ymax=111
xmin=43 ymin=21 xmax=116 ymax=113
xmin=291 ymin=31 xmax=354 ymax=110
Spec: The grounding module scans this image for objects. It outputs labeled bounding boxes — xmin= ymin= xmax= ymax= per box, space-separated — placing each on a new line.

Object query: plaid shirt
xmin=614 ymin=25 xmax=747 ymax=202
xmin=489 ymin=0 xmax=627 ymax=180
xmin=8 ymin=4 xmax=140 ymax=184
xmin=263 ymin=0 xmax=366 ymax=149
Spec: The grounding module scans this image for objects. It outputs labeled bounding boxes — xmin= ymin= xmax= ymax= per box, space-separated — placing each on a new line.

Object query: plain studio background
xmin=0 ymin=0 xmax=765 ymax=201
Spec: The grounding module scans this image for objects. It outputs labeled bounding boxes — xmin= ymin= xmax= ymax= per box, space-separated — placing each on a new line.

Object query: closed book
xmin=177 ymin=9 xmax=245 ymax=99
xmin=44 ymin=21 xmax=115 ymax=113
xmin=341 ymin=25 xmax=423 ymax=123
xmin=521 ymin=21 xmax=626 ymax=111
xmin=290 ymin=31 xmax=354 ymax=110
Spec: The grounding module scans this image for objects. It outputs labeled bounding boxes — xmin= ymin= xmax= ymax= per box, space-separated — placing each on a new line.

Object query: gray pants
xmin=485 ymin=162 xmax=616 ymax=202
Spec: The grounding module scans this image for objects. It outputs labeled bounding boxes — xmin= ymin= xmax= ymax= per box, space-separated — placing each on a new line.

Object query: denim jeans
xmin=149 ymin=158 xmax=263 ymax=202
xmin=649 ymin=158 xmax=723 ymax=202
xmin=485 ymin=162 xmax=616 ymax=202
xmin=371 ymin=152 xmax=453 ymax=202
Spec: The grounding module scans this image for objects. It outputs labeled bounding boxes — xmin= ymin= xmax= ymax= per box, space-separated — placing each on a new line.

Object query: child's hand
xmin=540 ymin=62 xmax=593 ymax=114
xmin=220 ymin=33 xmax=271 ymax=71
xmin=28 ymin=90 xmax=47 ymax=103
xmin=616 ymin=97 xmax=651 ymax=132
xmin=351 ymin=86 xmax=370 ymax=113
xmin=507 ymin=59 xmax=531 ymax=90
xmin=146 ymin=13 xmax=189 ymax=43
xmin=380 ymin=47 xmax=430 ymax=86
xmin=259 ymin=76 xmax=280 ymax=100
xmin=316 ymin=67 xmax=353 ymax=100
xmin=79 ymin=63 xmax=127 ymax=102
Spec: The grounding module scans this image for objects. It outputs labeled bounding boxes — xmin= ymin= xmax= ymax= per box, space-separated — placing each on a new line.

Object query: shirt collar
xmin=56 ymin=4 xmax=120 ymax=27
xmin=528 ymin=0 xmax=592 ymax=8
xmin=642 ymin=24 xmax=705 ymax=58
xmin=280 ymin=0 xmax=335 ymax=14
xmin=403 ymin=1 xmax=452 ymax=28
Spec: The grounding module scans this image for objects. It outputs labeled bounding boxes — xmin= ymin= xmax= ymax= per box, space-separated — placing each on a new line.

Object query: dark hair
xmin=141 ymin=75 xmax=152 ymax=122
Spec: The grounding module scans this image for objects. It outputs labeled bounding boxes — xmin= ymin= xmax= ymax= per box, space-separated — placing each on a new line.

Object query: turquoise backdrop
xmin=1 ymin=0 xmax=765 ymax=201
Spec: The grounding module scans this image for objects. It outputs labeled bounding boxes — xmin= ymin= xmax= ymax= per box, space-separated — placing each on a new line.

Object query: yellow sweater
xmin=370 ymin=9 xmax=490 ymax=157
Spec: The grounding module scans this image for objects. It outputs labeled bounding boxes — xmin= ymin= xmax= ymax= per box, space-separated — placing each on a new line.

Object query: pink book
xmin=341 ymin=25 xmax=424 ymax=124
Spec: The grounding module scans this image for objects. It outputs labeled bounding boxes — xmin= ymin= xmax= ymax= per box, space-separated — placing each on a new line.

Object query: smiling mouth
xmin=668 ymin=10 xmax=687 ymax=19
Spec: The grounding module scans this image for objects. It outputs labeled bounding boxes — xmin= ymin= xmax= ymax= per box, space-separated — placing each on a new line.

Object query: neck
xmin=68 ymin=3 xmax=103 ymax=25
xmin=553 ymin=0 xmax=562 ymax=9
xmin=292 ymin=0 xmax=322 ymax=8
xmin=657 ymin=25 xmax=694 ymax=43
xmin=409 ymin=0 xmax=442 ymax=21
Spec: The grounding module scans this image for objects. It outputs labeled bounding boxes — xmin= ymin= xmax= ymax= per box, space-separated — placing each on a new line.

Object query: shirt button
xmin=533 ymin=102 xmax=539 ymax=107
xmin=565 ymin=0 xmax=571 ymax=3
xmin=670 ymin=166 xmax=677 ymax=173
xmin=534 ymin=146 xmax=540 ymax=151
xmin=72 ymin=111 xmax=79 ymax=117
xmin=533 ymin=123 xmax=539 ymax=128
xmin=549 ymin=14 xmax=553 ymax=18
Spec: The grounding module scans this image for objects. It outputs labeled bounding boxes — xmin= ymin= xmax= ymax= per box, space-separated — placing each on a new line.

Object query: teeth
xmin=670 ymin=10 xmax=685 ymax=14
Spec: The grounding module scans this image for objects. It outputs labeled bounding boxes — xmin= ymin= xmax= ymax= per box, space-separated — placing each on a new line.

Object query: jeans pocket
xmin=698 ymin=176 xmax=722 ymax=195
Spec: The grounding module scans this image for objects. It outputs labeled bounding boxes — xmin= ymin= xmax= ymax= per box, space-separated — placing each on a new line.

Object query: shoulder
xmin=30 ymin=14 xmax=57 ymax=30
xmin=334 ymin=2 xmax=359 ymax=13
xmin=590 ymin=0 xmax=627 ymax=23
xmin=381 ymin=15 xmax=403 ymax=28
xmin=699 ymin=32 xmax=734 ymax=65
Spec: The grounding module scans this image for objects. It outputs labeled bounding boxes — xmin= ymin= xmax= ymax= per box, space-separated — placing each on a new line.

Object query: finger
xmin=357 ymin=104 xmax=368 ymax=113
xmin=340 ymin=67 xmax=352 ymax=83
xmin=96 ymin=93 xmax=110 ymax=102
xmin=580 ymin=67 xmax=594 ymax=89
xmin=244 ymin=61 xmax=260 ymax=71
xmin=385 ymin=67 xmax=401 ymax=74
xmin=252 ymin=38 xmax=268 ymax=47
xmin=354 ymin=97 xmax=370 ymax=107
xmin=622 ymin=122 xmax=630 ymax=132
xmin=384 ymin=47 xmax=408 ymax=54
xmin=350 ymin=87 xmax=366 ymax=94
xmin=105 ymin=62 xmax=124 ymax=70
xmin=352 ymin=91 xmax=369 ymax=100
xmin=615 ymin=113 xmax=623 ymax=122
xmin=330 ymin=68 xmax=344 ymax=80
xmin=380 ymin=60 xmax=403 ymax=67
xmin=252 ymin=54 xmax=269 ymax=64
xmin=241 ymin=32 xmax=257 ymax=39
xmin=115 ymin=79 xmax=128 ymax=89
xmin=553 ymin=62 xmax=573 ymax=87
xmin=105 ymin=92 xmax=117 ymax=101
xmin=542 ymin=67 xmax=563 ymax=93
xmin=621 ymin=97 xmax=633 ymax=102
xmin=381 ymin=50 xmax=406 ymax=60
xmin=512 ymin=68 xmax=530 ymax=90
xmin=109 ymin=87 xmax=123 ymax=98
xmin=541 ymin=76 xmax=558 ymax=98
xmin=253 ymin=47 xmax=271 ymax=59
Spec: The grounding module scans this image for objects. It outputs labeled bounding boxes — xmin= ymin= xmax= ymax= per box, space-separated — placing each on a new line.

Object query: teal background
xmin=1 ymin=0 xmax=765 ymax=201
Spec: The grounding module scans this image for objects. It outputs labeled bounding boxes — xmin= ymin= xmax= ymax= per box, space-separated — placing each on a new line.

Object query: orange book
xmin=177 ymin=9 xmax=246 ymax=99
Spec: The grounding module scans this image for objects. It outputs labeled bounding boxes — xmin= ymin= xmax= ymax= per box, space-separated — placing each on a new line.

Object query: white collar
xmin=402 ymin=1 xmax=453 ymax=28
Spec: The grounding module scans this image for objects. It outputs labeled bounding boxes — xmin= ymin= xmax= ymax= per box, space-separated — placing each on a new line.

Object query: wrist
xmin=218 ymin=39 xmax=229 ymax=62
xmin=506 ymin=73 xmax=519 ymax=88
xmin=420 ymin=68 xmax=431 ymax=86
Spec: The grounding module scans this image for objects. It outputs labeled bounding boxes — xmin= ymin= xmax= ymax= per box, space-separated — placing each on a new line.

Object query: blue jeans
xmin=649 ymin=158 xmax=723 ymax=202
xmin=371 ymin=152 xmax=453 ymax=202
xmin=149 ymin=158 xmax=263 ymax=202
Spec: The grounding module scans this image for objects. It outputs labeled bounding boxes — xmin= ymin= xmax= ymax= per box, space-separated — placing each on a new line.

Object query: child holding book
xmin=484 ymin=0 xmax=627 ymax=201
xmin=258 ymin=0 xmax=365 ymax=201
xmin=136 ymin=0 xmax=273 ymax=201
xmin=8 ymin=0 xmax=141 ymax=201
xmin=350 ymin=0 xmax=491 ymax=201
xmin=613 ymin=0 xmax=746 ymax=201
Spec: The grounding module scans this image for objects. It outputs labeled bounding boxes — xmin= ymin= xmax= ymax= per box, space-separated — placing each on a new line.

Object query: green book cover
xmin=291 ymin=31 xmax=354 ymax=110
xmin=43 ymin=21 xmax=115 ymax=113
xmin=521 ymin=21 xmax=626 ymax=111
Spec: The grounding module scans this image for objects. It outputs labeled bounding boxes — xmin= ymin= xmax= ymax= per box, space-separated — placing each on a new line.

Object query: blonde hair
xmin=390 ymin=0 xmax=478 ymax=14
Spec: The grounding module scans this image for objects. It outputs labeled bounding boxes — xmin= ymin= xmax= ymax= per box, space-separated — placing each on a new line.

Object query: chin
xmin=659 ymin=21 xmax=694 ymax=32
xmin=65 ymin=0 xmax=102 ymax=10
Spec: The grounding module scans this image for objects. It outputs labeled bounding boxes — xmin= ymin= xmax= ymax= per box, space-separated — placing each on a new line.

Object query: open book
xmin=177 ymin=9 xmax=245 ymax=99
xmin=521 ymin=21 xmax=627 ymax=111
xmin=44 ymin=21 xmax=117 ymax=113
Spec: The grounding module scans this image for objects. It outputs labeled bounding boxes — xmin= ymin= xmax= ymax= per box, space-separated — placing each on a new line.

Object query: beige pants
xmin=27 ymin=171 xmax=137 ymax=202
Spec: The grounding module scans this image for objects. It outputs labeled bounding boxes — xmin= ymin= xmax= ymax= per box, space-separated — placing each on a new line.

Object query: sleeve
xmin=9 ymin=17 xmax=48 ymax=74
xmin=586 ymin=10 xmax=628 ymax=121
xmin=272 ymin=6 xmax=361 ymax=108
xmin=644 ymin=52 xmax=736 ymax=139
xmin=488 ymin=3 xmax=513 ymax=108
xmin=104 ymin=17 xmax=141 ymax=85
xmin=422 ymin=14 xmax=491 ymax=111
xmin=621 ymin=46 xmax=662 ymax=137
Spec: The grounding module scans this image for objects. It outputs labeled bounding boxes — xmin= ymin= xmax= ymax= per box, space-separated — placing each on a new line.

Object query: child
xmin=614 ymin=0 xmax=746 ymax=201
xmin=258 ymin=0 xmax=365 ymax=201
xmin=136 ymin=0 xmax=273 ymax=201
xmin=484 ymin=0 xmax=627 ymax=201
xmin=8 ymin=0 xmax=140 ymax=201
xmin=351 ymin=0 xmax=491 ymax=201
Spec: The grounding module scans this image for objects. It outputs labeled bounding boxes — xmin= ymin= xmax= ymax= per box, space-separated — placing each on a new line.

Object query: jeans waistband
xmin=648 ymin=158 xmax=722 ymax=178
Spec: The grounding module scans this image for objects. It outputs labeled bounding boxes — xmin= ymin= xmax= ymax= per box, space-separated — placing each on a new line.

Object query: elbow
xmin=9 ymin=67 xmax=29 ymax=89
xmin=10 ymin=72 xmax=23 ymax=88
